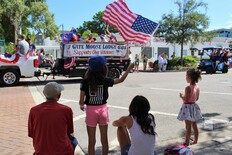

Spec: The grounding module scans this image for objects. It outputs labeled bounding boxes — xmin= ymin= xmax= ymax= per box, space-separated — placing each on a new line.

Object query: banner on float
xmin=63 ymin=43 xmax=128 ymax=58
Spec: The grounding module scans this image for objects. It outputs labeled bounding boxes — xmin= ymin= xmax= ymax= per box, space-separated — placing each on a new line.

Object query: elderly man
xmin=158 ymin=53 xmax=164 ymax=72
xmin=28 ymin=82 xmax=77 ymax=155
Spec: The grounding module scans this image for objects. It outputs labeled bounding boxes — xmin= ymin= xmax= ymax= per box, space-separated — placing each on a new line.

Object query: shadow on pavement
xmin=227 ymin=117 xmax=232 ymax=122
xmin=203 ymin=113 xmax=221 ymax=118
xmin=15 ymin=78 xmax=82 ymax=87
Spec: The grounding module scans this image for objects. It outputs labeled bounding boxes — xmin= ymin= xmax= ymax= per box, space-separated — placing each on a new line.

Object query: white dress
xmin=177 ymin=85 xmax=203 ymax=122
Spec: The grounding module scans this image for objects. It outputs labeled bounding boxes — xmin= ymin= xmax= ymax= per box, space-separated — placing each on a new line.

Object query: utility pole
xmin=60 ymin=24 xmax=64 ymax=37
xmin=61 ymin=24 xmax=64 ymax=34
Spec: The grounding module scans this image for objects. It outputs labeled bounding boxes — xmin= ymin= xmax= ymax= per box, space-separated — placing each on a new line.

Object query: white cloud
xmin=227 ymin=14 xmax=232 ymax=28
xmin=210 ymin=14 xmax=232 ymax=29
xmin=207 ymin=25 xmax=229 ymax=31
xmin=207 ymin=13 xmax=232 ymax=30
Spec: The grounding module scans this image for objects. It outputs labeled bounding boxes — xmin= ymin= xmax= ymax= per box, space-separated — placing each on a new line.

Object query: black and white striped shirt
xmin=80 ymin=78 xmax=114 ymax=105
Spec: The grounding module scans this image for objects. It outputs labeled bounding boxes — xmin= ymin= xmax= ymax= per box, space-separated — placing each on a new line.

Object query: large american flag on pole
xmin=103 ymin=0 xmax=159 ymax=44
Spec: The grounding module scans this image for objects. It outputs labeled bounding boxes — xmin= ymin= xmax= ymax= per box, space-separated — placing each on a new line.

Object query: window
xmin=183 ymin=50 xmax=187 ymax=56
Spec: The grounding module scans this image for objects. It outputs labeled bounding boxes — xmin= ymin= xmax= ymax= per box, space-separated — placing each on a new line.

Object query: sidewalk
xmin=0 ymin=82 xmax=84 ymax=155
xmin=0 ymin=81 xmax=231 ymax=155
xmin=155 ymin=125 xmax=232 ymax=155
xmin=0 ymin=86 xmax=34 ymax=155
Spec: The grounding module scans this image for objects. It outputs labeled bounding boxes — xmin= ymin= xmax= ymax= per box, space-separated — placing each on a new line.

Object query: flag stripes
xmin=64 ymin=57 xmax=76 ymax=69
xmin=103 ymin=0 xmax=158 ymax=44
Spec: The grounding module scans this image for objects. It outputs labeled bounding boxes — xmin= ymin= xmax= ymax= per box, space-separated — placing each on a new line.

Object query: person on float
xmin=14 ymin=34 xmax=29 ymax=56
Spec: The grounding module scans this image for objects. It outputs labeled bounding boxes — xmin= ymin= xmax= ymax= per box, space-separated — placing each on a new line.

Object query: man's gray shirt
xmin=17 ymin=40 xmax=29 ymax=55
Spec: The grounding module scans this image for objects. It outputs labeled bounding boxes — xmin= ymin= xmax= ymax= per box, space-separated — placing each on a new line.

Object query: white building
xmin=38 ymin=28 xmax=232 ymax=62
xmin=128 ymin=33 xmax=231 ymax=63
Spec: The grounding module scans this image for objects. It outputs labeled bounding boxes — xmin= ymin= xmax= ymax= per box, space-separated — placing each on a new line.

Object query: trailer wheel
xmin=108 ymin=68 xmax=120 ymax=78
xmin=0 ymin=69 xmax=20 ymax=86
xmin=205 ymin=67 xmax=213 ymax=74
xmin=222 ymin=66 xmax=228 ymax=73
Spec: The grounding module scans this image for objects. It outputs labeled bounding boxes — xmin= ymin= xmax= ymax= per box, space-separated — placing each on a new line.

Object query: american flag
xmin=64 ymin=57 xmax=76 ymax=69
xmin=103 ymin=0 xmax=159 ymax=44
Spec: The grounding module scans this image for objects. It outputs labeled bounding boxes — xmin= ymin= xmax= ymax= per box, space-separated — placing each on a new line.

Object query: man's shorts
xmin=85 ymin=104 xmax=109 ymax=127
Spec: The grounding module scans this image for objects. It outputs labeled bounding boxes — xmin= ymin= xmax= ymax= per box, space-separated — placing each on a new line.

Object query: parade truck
xmin=51 ymin=41 xmax=131 ymax=79
xmin=0 ymin=42 xmax=131 ymax=87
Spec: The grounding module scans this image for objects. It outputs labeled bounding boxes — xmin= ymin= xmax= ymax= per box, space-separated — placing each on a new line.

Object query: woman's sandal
xmin=190 ymin=139 xmax=197 ymax=145
xmin=182 ymin=142 xmax=189 ymax=146
xmin=182 ymin=139 xmax=197 ymax=146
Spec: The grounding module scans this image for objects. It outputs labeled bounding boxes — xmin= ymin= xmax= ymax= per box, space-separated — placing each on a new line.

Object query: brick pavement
xmin=0 ymin=86 xmax=35 ymax=155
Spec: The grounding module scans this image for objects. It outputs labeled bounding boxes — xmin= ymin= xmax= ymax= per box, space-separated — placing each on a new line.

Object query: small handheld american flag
xmin=64 ymin=57 xmax=76 ymax=69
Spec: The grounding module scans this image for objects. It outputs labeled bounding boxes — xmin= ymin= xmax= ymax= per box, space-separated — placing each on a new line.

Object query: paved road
xmin=25 ymin=69 xmax=232 ymax=154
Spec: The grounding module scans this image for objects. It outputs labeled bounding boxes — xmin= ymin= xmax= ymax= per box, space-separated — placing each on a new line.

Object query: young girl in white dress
xmin=177 ymin=68 xmax=203 ymax=146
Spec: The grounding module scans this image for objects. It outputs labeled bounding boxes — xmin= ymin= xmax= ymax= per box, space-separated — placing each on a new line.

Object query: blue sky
xmin=47 ymin=0 xmax=232 ymax=31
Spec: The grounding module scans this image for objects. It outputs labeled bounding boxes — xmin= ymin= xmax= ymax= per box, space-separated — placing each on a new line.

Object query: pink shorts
xmin=85 ymin=104 xmax=109 ymax=127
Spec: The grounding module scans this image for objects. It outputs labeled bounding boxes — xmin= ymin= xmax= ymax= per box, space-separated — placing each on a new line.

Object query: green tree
xmin=26 ymin=2 xmax=59 ymax=39
xmin=0 ymin=24 xmax=3 ymax=39
xmin=0 ymin=0 xmax=27 ymax=43
xmin=229 ymin=41 xmax=232 ymax=48
xmin=77 ymin=11 xmax=117 ymax=35
xmin=0 ymin=0 xmax=58 ymax=43
xmin=157 ymin=0 xmax=209 ymax=65
xmin=81 ymin=30 xmax=98 ymax=40
xmin=189 ymin=31 xmax=216 ymax=50
xmin=24 ymin=0 xmax=46 ymax=7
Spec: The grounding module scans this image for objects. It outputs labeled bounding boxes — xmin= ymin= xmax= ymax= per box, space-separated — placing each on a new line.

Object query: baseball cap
xmin=88 ymin=55 xmax=107 ymax=72
xmin=43 ymin=82 xmax=64 ymax=99
xmin=111 ymin=33 xmax=116 ymax=38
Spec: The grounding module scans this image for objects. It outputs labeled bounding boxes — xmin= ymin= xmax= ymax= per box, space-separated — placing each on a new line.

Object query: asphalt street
xmin=25 ymin=69 xmax=232 ymax=154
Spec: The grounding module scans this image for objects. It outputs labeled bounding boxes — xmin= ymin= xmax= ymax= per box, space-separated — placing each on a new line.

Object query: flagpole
xmin=141 ymin=39 xmax=150 ymax=56
xmin=151 ymin=23 xmax=159 ymax=37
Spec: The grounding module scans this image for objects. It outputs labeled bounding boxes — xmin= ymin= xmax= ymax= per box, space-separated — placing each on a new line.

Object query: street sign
xmin=0 ymin=40 xmax=5 ymax=54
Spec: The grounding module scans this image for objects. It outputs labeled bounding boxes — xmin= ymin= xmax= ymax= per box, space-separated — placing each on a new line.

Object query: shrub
xmin=152 ymin=56 xmax=198 ymax=71
xmin=182 ymin=56 xmax=198 ymax=67
xmin=148 ymin=56 xmax=197 ymax=70
xmin=168 ymin=57 xmax=181 ymax=67
xmin=5 ymin=43 xmax=14 ymax=54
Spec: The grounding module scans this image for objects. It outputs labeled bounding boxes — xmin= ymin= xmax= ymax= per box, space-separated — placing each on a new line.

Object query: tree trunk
xmin=13 ymin=20 xmax=18 ymax=45
xmin=180 ymin=42 xmax=184 ymax=66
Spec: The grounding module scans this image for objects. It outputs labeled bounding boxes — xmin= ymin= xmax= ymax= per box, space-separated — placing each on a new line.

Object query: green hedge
xmin=151 ymin=56 xmax=198 ymax=71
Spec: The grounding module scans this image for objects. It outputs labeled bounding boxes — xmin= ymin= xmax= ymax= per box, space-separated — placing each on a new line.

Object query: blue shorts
xmin=69 ymin=134 xmax=78 ymax=149
xmin=121 ymin=144 xmax=131 ymax=155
